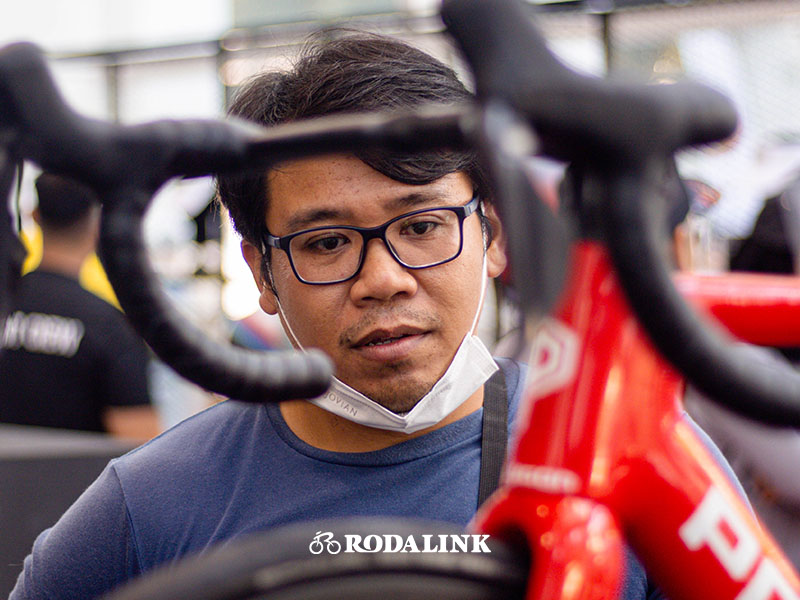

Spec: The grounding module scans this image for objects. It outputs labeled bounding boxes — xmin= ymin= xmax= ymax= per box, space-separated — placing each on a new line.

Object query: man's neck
xmin=279 ymin=387 xmax=484 ymax=452
xmin=37 ymin=245 xmax=90 ymax=279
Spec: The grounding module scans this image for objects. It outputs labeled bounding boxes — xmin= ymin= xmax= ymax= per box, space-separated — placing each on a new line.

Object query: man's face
xmin=243 ymin=154 xmax=506 ymax=412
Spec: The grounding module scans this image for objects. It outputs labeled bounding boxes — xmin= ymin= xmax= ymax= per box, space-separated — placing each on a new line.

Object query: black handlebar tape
xmin=0 ymin=42 xmax=259 ymax=190
xmin=0 ymin=155 xmax=24 ymax=323
xmin=0 ymin=42 xmax=127 ymax=187
xmin=441 ymin=0 xmax=738 ymax=163
xmin=0 ymin=42 xmax=332 ymax=402
xmin=443 ymin=0 xmax=800 ymax=426
xmin=100 ymin=186 xmax=332 ymax=403
xmin=243 ymin=104 xmax=474 ymax=166
xmin=604 ymin=163 xmax=800 ymax=427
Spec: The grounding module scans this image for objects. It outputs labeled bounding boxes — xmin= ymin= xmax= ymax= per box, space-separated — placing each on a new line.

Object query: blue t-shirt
xmin=11 ymin=357 xmax=707 ymax=599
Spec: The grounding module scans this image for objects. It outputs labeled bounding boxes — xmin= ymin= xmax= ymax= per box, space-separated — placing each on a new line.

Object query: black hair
xmin=216 ymin=31 xmax=488 ymax=248
xmin=730 ymin=194 xmax=794 ymax=274
xmin=35 ymin=172 xmax=98 ymax=230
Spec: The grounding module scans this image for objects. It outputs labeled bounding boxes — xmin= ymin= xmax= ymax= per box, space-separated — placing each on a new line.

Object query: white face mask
xmin=270 ymin=224 xmax=498 ymax=434
xmin=310 ymin=332 xmax=497 ymax=433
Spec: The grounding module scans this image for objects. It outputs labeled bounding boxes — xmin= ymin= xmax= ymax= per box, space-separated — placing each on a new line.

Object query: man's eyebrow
xmin=284 ymin=208 xmax=353 ymax=232
xmin=388 ymin=192 xmax=452 ymax=211
xmin=283 ymin=192 xmax=453 ymax=232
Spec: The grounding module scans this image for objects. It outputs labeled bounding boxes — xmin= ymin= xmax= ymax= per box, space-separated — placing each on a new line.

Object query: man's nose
xmin=349 ymin=238 xmax=418 ymax=303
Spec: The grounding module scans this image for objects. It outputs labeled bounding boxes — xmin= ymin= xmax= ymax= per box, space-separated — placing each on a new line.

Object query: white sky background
xmin=0 ymin=0 xmax=444 ymax=53
xmin=0 ymin=0 xmax=233 ymax=53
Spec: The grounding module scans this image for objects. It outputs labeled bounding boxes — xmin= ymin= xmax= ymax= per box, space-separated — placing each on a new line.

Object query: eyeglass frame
xmin=261 ymin=193 xmax=481 ymax=285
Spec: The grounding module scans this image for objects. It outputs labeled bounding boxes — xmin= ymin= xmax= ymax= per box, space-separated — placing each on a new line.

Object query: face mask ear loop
xmin=469 ymin=240 xmax=489 ymax=337
xmin=261 ymin=248 xmax=278 ymax=296
xmin=263 ymin=256 xmax=308 ymax=353
xmin=274 ymin=294 xmax=308 ymax=353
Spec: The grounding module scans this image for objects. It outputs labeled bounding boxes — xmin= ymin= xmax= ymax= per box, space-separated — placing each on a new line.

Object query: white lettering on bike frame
xmin=679 ymin=486 xmax=800 ymax=600
xmin=679 ymin=486 xmax=759 ymax=580
xmin=508 ymin=317 xmax=580 ymax=458
xmin=525 ymin=318 xmax=580 ymax=402
xmin=503 ymin=464 xmax=581 ymax=495
xmin=738 ymin=558 xmax=800 ymax=600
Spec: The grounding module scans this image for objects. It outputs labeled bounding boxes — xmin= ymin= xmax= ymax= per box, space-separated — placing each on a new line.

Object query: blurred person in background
xmin=0 ymin=172 xmax=160 ymax=441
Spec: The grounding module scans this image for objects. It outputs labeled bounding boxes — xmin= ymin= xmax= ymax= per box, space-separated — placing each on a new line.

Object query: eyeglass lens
xmin=288 ymin=208 xmax=463 ymax=283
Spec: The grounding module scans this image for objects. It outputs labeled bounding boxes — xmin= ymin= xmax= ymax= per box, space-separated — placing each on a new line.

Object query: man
xmin=0 ymin=173 xmax=159 ymax=440
xmin=12 ymin=33 xmax=668 ymax=599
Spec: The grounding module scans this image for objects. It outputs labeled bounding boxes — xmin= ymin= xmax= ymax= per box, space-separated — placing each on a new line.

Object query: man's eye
xmin=304 ymin=234 xmax=349 ymax=253
xmin=403 ymin=220 xmax=438 ymax=236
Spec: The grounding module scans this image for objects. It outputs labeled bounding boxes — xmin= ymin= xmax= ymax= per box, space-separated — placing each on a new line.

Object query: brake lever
xmin=476 ymin=101 xmax=572 ymax=317
xmin=441 ymin=0 xmax=737 ymax=161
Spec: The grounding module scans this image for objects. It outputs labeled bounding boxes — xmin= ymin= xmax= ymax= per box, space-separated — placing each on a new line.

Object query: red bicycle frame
xmin=474 ymin=240 xmax=800 ymax=600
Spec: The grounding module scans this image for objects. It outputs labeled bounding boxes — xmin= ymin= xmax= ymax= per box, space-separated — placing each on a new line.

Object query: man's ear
xmin=241 ymin=240 xmax=278 ymax=315
xmin=482 ymin=203 xmax=508 ymax=278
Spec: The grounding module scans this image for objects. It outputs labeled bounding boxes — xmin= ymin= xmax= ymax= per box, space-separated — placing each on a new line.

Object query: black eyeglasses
xmin=262 ymin=194 xmax=480 ymax=285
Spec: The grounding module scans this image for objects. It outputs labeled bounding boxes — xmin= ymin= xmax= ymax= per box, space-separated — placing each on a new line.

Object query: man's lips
xmin=350 ymin=329 xmax=428 ymax=363
xmin=352 ymin=326 xmax=429 ymax=349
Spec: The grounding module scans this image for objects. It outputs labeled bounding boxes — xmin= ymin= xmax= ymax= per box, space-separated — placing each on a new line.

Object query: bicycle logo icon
xmin=309 ymin=531 xmax=342 ymax=555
